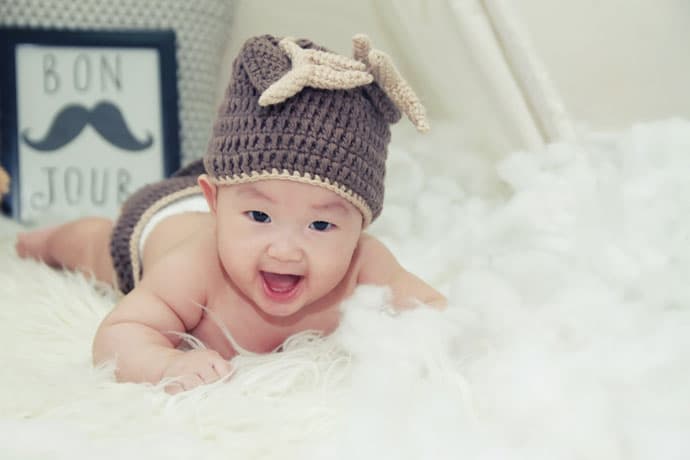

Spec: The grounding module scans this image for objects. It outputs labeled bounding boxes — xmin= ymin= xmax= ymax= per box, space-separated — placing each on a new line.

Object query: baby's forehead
xmin=223 ymin=180 xmax=356 ymax=212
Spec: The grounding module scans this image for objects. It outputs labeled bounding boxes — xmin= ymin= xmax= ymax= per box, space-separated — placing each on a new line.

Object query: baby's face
xmin=213 ymin=180 xmax=363 ymax=317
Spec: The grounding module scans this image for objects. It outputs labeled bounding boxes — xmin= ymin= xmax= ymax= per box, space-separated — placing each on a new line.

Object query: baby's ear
xmin=198 ymin=174 xmax=218 ymax=215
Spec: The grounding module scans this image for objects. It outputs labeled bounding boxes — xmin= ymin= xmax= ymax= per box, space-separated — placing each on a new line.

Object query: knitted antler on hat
xmin=352 ymin=34 xmax=430 ymax=133
xmin=204 ymin=34 xmax=429 ymax=225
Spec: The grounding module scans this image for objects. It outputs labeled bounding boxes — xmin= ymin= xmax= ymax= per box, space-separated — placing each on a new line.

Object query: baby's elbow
xmin=391 ymin=291 xmax=447 ymax=311
xmin=91 ymin=322 xmax=115 ymax=366
xmin=414 ymin=293 xmax=447 ymax=310
xmin=427 ymin=295 xmax=447 ymax=309
xmin=91 ymin=318 xmax=131 ymax=367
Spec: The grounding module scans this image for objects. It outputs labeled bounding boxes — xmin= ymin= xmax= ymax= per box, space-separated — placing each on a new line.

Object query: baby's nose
xmin=267 ymin=239 xmax=304 ymax=263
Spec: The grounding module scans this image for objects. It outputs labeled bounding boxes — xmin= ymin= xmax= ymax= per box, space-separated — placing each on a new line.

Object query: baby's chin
xmin=256 ymin=302 xmax=305 ymax=318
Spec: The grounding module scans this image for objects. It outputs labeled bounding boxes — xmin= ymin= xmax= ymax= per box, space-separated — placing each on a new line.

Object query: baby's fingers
xmin=166 ymin=373 xmax=204 ymax=394
xmin=197 ymin=358 xmax=228 ymax=384
xmin=161 ymin=350 xmax=233 ymax=394
xmin=211 ymin=357 xmax=233 ymax=380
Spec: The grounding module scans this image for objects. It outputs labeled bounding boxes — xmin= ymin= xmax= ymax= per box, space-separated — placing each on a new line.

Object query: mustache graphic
xmin=22 ymin=101 xmax=154 ymax=152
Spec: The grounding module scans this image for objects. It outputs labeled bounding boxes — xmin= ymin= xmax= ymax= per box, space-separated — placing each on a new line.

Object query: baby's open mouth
xmin=261 ymin=271 xmax=303 ymax=298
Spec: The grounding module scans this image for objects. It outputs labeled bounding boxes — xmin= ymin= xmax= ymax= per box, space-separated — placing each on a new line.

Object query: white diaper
xmin=137 ymin=194 xmax=209 ymax=261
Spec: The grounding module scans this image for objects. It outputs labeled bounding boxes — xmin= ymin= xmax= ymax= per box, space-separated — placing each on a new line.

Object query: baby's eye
xmin=309 ymin=220 xmax=333 ymax=231
xmin=246 ymin=210 xmax=271 ymax=223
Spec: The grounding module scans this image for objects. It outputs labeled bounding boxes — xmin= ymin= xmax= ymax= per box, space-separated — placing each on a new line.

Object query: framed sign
xmin=0 ymin=27 xmax=180 ymax=223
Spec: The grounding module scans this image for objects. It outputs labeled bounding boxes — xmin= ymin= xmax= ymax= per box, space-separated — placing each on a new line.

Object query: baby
xmin=15 ymin=34 xmax=445 ymax=393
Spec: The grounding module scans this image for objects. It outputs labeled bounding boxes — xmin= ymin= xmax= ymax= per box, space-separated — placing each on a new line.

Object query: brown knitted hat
xmin=204 ymin=34 xmax=429 ymax=224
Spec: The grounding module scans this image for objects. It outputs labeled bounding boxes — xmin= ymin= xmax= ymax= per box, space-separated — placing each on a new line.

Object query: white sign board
xmin=0 ymin=29 xmax=180 ymax=224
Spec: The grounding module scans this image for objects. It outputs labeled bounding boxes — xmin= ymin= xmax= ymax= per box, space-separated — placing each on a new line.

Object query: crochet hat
xmin=204 ymin=34 xmax=429 ymax=224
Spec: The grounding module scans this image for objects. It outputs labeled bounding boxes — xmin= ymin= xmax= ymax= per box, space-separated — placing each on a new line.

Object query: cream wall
xmin=517 ymin=0 xmax=690 ymax=129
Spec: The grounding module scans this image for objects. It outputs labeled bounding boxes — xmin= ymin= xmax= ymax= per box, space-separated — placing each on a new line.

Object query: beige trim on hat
xmin=209 ymin=169 xmax=373 ymax=226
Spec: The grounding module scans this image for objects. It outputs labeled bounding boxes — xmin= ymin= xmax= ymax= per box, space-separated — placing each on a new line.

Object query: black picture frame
xmin=0 ymin=27 xmax=180 ymax=222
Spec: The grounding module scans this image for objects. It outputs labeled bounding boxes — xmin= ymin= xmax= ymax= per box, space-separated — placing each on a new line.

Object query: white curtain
xmin=373 ymin=0 xmax=574 ymax=153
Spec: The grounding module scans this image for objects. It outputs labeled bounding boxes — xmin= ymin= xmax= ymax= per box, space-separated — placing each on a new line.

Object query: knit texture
xmin=204 ymin=35 xmax=404 ymax=224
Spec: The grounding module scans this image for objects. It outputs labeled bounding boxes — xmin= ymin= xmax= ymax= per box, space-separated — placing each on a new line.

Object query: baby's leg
xmin=16 ymin=217 xmax=115 ymax=285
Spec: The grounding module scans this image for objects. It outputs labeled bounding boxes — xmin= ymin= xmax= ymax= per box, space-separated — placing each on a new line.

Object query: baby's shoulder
xmin=354 ymin=233 xmax=402 ymax=284
xmin=143 ymin=225 xmax=219 ymax=287
xmin=356 ymin=233 xmax=394 ymax=258
xmin=137 ymin=235 xmax=217 ymax=311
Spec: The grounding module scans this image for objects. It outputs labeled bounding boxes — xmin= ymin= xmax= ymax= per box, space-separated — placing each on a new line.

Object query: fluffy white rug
xmin=1 ymin=119 xmax=690 ymax=459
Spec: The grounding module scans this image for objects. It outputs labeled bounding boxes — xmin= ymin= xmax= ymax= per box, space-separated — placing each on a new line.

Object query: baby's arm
xmin=92 ymin=243 xmax=230 ymax=391
xmin=357 ymin=234 xmax=446 ymax=309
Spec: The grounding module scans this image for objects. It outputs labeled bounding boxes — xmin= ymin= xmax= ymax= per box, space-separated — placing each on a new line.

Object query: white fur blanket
xmin=1 ymin=120 xmax=689 ymax=459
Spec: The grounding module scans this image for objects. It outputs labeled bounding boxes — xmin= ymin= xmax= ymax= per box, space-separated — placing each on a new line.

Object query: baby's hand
xmin=161 ymin=349 xmax=233 ymax=394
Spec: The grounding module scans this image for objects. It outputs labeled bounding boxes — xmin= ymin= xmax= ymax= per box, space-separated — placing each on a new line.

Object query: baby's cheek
xmin=317 ymin=254 xmax=351 ymax=285
xmin=217 ymin=240 xmax=253 ymax=274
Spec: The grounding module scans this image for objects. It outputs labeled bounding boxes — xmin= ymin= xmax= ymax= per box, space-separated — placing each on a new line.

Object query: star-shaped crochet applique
xmin=259 ymin=38 xmax=374 ymax=106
